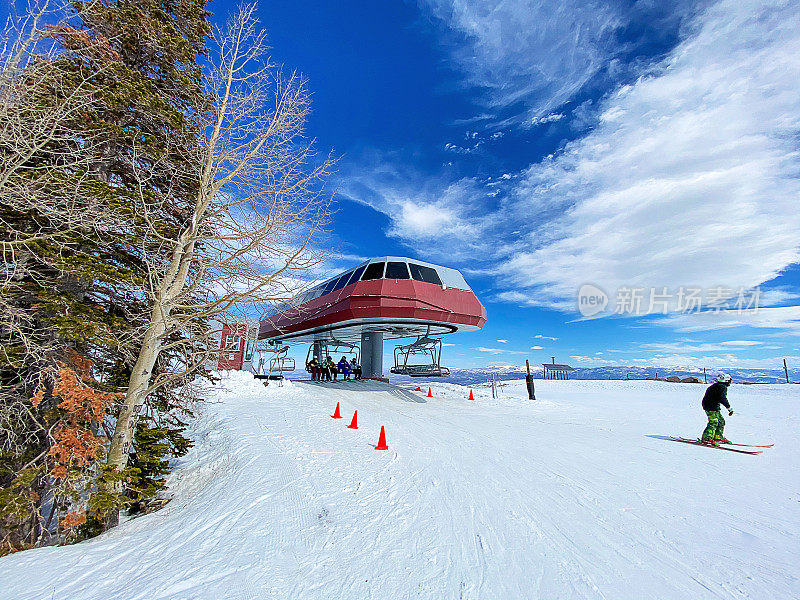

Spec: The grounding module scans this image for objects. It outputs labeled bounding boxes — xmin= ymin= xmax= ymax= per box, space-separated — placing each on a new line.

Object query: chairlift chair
xmin=390 ymin=335 xmax=450 ymax=377
xmin=252 ymin=342 xmax=295 ymax=380
xmin=305 ymin=339 xmax=360 ymax=372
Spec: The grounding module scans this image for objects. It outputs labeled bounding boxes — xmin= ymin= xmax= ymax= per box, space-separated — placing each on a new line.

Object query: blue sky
xmin=8 ymin=0 xmax=798 ymax=371
xmin=249 ymin=0 xmax=800 ymax=371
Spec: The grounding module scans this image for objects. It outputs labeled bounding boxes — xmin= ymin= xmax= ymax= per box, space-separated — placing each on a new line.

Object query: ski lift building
xmin=211 ymin=319 xmax=296 ymax=380
xmin=258 ymin=256 xmax=486 ymax=378
xmin=217 ymin=322 xmax=248 ymax=370
xmin=542 ymin=359 xmax=575 ymax=380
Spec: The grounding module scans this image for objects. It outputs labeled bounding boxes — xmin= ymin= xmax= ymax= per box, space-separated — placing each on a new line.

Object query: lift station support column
xmin=361 ymin=331 xmax=384 ymax=379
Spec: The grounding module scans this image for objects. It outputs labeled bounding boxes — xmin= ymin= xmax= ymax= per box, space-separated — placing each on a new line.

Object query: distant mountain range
xmin=275 ymin=364 xmax=798 ymax=385
xmin=392 ymin=365 xmax=799 ymax=385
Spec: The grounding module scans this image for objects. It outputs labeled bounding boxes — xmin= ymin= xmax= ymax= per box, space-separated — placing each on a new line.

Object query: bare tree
xmin=0 ymin=1 xmax=113 ymax=261
xmin=104 ymin=3 xmax=333 ymax=488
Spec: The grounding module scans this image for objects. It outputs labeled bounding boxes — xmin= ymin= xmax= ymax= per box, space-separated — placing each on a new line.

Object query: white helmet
xmin=717 ymin=372 xmax=732 ymax=383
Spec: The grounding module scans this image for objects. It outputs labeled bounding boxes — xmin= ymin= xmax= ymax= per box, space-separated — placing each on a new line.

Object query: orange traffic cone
xmin=375 ymin=426 xmax=388 ymax=450
xmin=347 ymin=410 xmax=358 ymax=430
xmin=427 ymin=387 xmax=433 ymax=397
xmin=331 ymin=402 xmax=342 ymax=419
xmin=414 ymin=386 xmax=422 ymax=391
xmin=468 ymin=389 xmax=475 ymax=401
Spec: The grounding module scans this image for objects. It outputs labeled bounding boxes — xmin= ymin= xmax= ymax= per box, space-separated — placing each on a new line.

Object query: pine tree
xmin=0 ymin=0 xmax=212 ymax=551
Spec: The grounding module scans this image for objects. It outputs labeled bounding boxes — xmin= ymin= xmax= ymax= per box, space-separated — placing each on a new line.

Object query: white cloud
xmin=497 ymin=339 xmax=508 ymax=343
xmin=759 ymin=288 xmax=800 ymax=306
xmin=526 ymin=112 xmax=565 ymax=127
xmin=368 ymin=1 xmax=800 ymax=332
xmin=340 ymin=2 xmax=800 ymax=339
xmin=655 ymin=306 xmax=800 ymax=334
xmin=530 ymin=345 xmax=544 ymax=350
xmin=535 ymin=334 xmax=558 ymax=341
xmin=476 ymin=346 xmax=505 ymax=354
xmin=496 ymin=1 xmax=800 ymax=313
xmin=640 ymin=341 xmax=766 ymax=354
xmin=476 ymin=346 xmax=525 ymax=355
xmin=444 ymin=141 xmax=482 ymax=154
xmin=338 ymin=162 xmax=491 ymax=258
xmin=561 ymin=352 xmax=798 ymax=370
xmin=395 ymin=201 xmax=456 ymax=238
xmin=627 ymin=354 xmax=800 ymax=370
xmin=419 ymin=0 xmax=675 ymax=117
xmin=561 ymin=355 xmax=623 ymax=366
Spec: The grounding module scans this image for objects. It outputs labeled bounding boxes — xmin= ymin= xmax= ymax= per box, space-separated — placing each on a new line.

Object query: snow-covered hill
xmin=2 ymin=373 xmax=798 ymax=599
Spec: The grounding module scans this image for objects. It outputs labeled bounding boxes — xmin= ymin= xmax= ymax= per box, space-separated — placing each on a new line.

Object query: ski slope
xmin=2 ymin=373 xmax=799 ymax=600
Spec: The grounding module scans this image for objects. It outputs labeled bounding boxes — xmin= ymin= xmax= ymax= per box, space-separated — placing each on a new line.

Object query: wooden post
xmin=784 ymin=358 xmax=790 ymax=384
xmin=703 ymin=367 xmax=707 ymax=383
xmin=525 ymin=360 xmax=536 ymax=400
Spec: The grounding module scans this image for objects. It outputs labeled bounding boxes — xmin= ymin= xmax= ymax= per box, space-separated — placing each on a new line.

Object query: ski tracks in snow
xmin=1 ymin=375 xmax=799 ymax=600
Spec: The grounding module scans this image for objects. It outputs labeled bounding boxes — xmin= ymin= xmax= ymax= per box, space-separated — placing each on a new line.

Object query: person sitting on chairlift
xmin=323 ymin=355 xmax=335 ymax=381
xmin=350 ymin=357 xmax=361 ymax=380
xmin=338 ymin=356 xmax=352 ymax=380
xmin=307 ymin=356 xmax=320 ymax=381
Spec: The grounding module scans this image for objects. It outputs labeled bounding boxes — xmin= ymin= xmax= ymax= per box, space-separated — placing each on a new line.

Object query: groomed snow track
xmin=1 ymin=373 xmax=798 ymax=599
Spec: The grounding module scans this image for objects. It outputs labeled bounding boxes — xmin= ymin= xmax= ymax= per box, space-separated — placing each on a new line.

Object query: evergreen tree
xmin=0 ymin=0 xmax=211 ymax=552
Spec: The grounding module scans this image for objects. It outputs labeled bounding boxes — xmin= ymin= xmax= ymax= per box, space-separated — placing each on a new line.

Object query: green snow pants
xmin=701 ymin=410 xmax=725 ymax=441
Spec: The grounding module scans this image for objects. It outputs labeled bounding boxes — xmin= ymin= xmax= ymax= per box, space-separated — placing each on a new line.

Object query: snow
xmin=2 ymin=373 xmax=799 ymax=599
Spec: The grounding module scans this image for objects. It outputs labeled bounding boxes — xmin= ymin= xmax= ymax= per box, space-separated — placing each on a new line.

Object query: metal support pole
xmin=361 ymin=332 xmax=384 ymax=379
xmin=313 ymin=340 xmax=324 ymax=363
xmin=784 ymin=358 xmax=790 ymax=384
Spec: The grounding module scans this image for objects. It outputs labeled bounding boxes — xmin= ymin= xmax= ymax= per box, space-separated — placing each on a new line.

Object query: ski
xmin=718 ymin=441 xmax=774 ymax=448
xmin=674 ymin=437 xmax=772 ymax=448
xmin=670 ymin=437 xmax=762 ymax=455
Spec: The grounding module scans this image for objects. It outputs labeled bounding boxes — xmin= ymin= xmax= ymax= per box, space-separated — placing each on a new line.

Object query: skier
xmin=323 ymin=356 xmax=335 ymax=381
xmin=337 ymin=356 xmax=351 ymax=380
xmin=700 ymin=372 xmax=734 ymax=445
xmin=307 ymin=356 xmax=320 ymax=381
xmin=350 ymin=357 xmax=361 ymax=380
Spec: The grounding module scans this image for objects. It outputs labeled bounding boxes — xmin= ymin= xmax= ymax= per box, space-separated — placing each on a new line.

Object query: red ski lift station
xmin=255 ymin=256 xmax=486 ymax=379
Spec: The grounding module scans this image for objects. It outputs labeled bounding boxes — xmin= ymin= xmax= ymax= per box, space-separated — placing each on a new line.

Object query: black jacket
xmin=702 ymin=382 xmax=731 ymax=411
